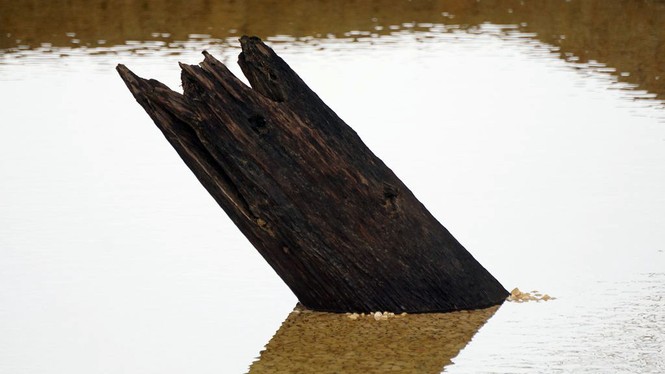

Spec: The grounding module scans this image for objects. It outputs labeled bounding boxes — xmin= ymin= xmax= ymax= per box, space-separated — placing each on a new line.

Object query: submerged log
xmin=116 ymin=36 xmax=508 ymax=313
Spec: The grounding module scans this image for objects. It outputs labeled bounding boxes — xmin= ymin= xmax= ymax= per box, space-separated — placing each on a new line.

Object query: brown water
xmin=1 ymin=1 xmax=664 ymax=373
xmin=249 ymin=306 xmax=499 ymax=373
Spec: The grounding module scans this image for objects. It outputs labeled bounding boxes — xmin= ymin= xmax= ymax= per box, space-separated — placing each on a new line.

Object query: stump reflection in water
xmin=249 ymin=305 xmax=499 ymax=374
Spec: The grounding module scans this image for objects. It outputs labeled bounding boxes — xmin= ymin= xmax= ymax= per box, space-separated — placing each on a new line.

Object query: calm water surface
xmin=1 ymin=1 xmax=664 ymax=373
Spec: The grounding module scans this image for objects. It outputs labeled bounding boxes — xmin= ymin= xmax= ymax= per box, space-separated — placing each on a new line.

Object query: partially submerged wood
xmin=116 ymin=36 xmax=508 ymax=313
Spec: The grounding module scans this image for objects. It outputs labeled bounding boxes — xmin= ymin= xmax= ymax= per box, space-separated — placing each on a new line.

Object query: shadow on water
xmin=248 ymin=305 xmax=499 ymax=374
xmin=1 ymin=0 xmax=664 ymax=102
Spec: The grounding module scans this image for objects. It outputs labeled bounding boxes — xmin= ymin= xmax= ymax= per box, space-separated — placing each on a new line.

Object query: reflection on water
xmin=1 ymin=1 xmax=665 ymax=373
xmin=2 ymin=0 xmax=665 ymax=103
xmin=249 ymin=305 xmax=498 ymax=374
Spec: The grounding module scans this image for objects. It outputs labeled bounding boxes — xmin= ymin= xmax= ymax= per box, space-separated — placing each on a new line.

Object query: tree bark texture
xmin=116 ymin=36 xmax=508 ymax=313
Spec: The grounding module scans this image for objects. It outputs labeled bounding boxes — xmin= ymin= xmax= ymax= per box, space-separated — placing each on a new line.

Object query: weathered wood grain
xmin=116 ymin=36 xmax=508 ymax=313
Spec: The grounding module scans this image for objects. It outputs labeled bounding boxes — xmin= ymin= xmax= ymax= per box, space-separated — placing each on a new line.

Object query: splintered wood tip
xmin=115 ymin=64 xmax=131 ymax=80
xmin=239 ymin=35 xmax=272 ymax=57
xmin=115 ymin=64 xmax=144 ymax=92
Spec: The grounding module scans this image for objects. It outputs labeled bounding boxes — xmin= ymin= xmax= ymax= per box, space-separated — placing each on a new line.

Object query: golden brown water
xmin=2 ymin=0 xmax=664 ymax=100
xmin=249 ymin=305 xmax=498 ymax=374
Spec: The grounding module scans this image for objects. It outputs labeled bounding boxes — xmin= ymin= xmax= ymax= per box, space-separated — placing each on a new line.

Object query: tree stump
xmin=116 ymin=36 xmax=508 ymax=313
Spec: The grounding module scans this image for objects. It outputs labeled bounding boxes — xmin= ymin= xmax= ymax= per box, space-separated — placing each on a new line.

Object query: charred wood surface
xmin=116 ymin=36 xmax=508 ymax=313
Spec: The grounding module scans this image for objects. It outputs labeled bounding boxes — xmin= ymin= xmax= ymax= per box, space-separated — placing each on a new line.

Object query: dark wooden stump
xmin=116 ymin=36 xmax=508 ymax=313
